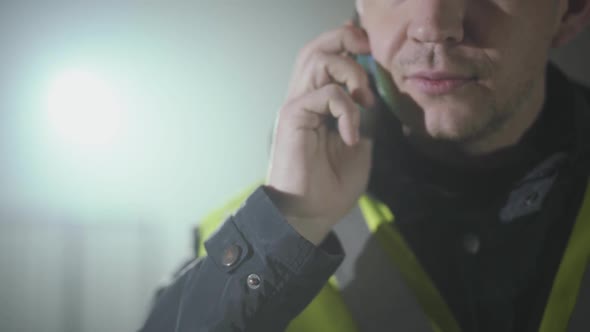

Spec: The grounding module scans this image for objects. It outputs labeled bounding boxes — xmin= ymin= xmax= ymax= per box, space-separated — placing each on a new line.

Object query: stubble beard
xmin=394 ymin=46 xmax=541 ymax=153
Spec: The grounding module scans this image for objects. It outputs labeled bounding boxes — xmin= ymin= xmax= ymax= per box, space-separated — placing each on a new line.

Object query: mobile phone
xmin=352 ymin=12 xmax=401 ymax=119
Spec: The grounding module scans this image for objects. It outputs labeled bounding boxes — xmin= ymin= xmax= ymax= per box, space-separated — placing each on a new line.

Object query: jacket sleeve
xmin=139 ymin=186 xmax=345 ymax=332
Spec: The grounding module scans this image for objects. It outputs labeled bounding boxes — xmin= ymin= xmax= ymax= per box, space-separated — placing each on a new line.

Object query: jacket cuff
xmin=205 ymin=186 xmax=344 ymax=279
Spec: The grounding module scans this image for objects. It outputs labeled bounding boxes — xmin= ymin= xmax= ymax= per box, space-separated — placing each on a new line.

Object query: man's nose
xmin=407 ymin=0 xmax=466 ymax=45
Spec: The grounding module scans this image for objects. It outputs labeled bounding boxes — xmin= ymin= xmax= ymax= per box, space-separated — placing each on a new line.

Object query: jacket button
xmin=247 ymin=274 xmax=261 ymax=290
xmin=221 ymin=244 xmax=241 ymax=267
xmin=463 ymin=233 xmax=480 ymax=255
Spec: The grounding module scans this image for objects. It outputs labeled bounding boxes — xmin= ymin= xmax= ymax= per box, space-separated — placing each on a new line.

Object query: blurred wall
xmin=0 ymin=1 xmax=589 ymax=332
xmin=0 ymin=218 xmax=189 ymax=332
xmin=0 ymin=0 xmax=355 ymax=226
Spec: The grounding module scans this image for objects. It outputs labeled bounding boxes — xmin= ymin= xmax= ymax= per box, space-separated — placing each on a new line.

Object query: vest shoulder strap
xmin=358 ymin=195 xmax=460 ymax=332
xmin=541 ymin=179 xmax=590 ymax=332
xmin=333 ymin=204 xmax=436 ymax=331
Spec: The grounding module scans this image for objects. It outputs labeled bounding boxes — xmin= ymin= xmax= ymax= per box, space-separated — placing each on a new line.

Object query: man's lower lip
xmin=407 ymin=78 xmax=474 ymax=95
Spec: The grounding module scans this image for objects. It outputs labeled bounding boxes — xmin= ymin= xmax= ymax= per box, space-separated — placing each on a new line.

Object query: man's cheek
xmin=368 ymin=33 xmax=396 ymax=68
xmin=365 ymin=19 xmax=406 ymax=68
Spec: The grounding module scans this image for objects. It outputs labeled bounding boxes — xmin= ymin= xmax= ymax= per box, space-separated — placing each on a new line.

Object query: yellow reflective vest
xmin=196 ymin=180 xmax=590 ymax=331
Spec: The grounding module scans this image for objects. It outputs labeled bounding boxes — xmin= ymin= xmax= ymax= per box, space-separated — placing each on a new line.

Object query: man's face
xmin=358 ymin=0 xmax=565 ymax=145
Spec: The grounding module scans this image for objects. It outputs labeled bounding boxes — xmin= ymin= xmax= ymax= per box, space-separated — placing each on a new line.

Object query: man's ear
xmin=552 ymin=0 xmax=590 ymax=47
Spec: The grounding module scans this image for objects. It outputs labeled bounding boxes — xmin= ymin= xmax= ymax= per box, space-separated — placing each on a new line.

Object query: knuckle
xmin=303 ymin=29 xmax=331 ymax=55
xmin=309 ymin=52 xmax=329 ymax=77
xmin=324 ymin=84 xmax=345 ymax=98
xmin=341 ymin=25 xmax=356 ymax=37
xmin=325 ymin=85 xmax=356 ymax=112
xmin=345 ymin=57 xmax=367 ymax=80
xmin=298 ymin=45 xmax=311 ymax=59
xmin=312 ymin=51 xmax=329 ymax=66
xmin=340 ymin=25 xmax=360 ymax=45
xmin=280 ymin=100 xmax=299 ymax=117
xmin=327 ymin=56 xmax=367 ymax=88
xmin=302 ymin=112 xmax=321 ymax=128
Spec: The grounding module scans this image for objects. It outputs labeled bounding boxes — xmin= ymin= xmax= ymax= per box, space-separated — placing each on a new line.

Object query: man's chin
xmin=425 ymin=107 xmax=489 ymax=138
xmin=402 ymin=113 xmax=492 ymax=146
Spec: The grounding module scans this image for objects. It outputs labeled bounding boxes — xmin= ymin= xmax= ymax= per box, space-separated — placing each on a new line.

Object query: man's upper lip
xmin=407 ymin=71 xmax=475 ymax=80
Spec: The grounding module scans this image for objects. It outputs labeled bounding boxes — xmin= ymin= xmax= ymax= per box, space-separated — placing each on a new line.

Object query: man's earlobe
xmin=551 ymin=0 xmax=590 ymax=47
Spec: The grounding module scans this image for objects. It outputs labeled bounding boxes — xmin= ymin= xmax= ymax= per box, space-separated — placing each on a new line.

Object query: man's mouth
xmin=405 ymin=71 xmax=477 ymax=95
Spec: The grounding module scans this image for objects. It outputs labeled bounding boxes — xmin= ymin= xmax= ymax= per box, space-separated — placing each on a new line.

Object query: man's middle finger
xmin=307 ymin=25 xmax=371 ymax=56
xmin=290 ymin=52 xmax=374 ymax=108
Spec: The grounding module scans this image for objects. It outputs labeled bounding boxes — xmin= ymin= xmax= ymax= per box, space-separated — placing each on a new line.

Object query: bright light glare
xmin=44 ymin=68 xmax=124 ymax=148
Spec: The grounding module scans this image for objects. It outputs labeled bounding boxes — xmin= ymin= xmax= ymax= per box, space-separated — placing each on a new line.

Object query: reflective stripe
xmin=568 ymin=266 xmax=590 ymax=330
xmin=358 ymin=196 xmax=461 ymax=332
xmin=333 ymin=206 xmax=433 ymax=331
xmin=539 ymin=180 xmax=590 ymax=332
xmin=287 ymin=284 xmax=358 ymax=332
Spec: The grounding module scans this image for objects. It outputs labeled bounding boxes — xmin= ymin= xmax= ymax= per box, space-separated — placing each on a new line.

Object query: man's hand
xmin=266 ymin=23 xmax=375 ymax=245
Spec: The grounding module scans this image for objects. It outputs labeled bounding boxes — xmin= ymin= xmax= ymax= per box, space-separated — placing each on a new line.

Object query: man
xmin=140 ymin=0 xmax=590 ymax=331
